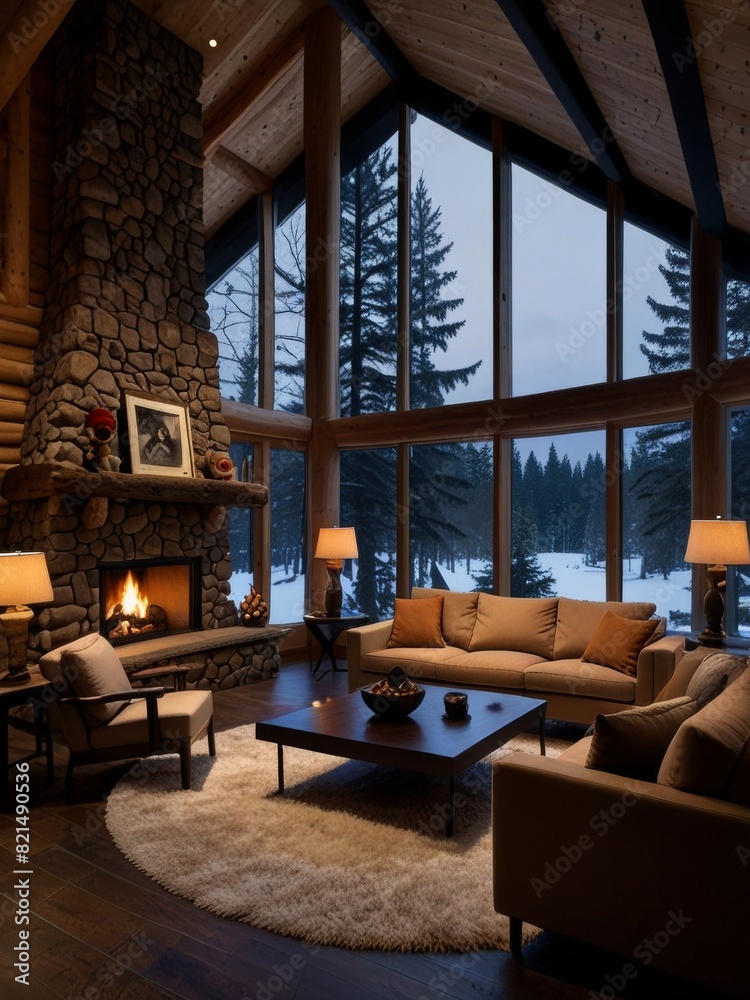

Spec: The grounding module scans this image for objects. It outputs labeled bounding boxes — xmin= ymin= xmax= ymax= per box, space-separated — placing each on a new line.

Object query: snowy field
xmin=230 ymin=551 xmax=695 ymax=629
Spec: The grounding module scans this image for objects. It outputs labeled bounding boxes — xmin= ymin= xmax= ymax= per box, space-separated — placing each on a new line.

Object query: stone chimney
xmin=4 ymin=0 xmax=242 ymax=661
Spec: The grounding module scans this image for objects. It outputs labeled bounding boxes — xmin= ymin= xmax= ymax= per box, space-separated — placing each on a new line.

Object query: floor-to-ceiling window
xmin=207 ymin=90 xmax=750 ymax=641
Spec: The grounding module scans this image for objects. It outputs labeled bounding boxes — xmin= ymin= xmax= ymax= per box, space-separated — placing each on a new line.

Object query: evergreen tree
xmin=410 ymin=174 xmax=480 ymax=407
xmin=510 ymin=509 xmax=555 ymax=597
xmin=340 ymin=149 xmax=399 ymax=417
xmin=640 ymin=245 xmax=690 ymax=373
xmin=581 ymin=452 xmax=606 ymax=565
xmin=629 ymin=242 xmax=692 ymax=598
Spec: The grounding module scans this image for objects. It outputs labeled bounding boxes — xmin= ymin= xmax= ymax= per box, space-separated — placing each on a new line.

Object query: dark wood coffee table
xmin=255 ymin=685 xmax=546 ymax=836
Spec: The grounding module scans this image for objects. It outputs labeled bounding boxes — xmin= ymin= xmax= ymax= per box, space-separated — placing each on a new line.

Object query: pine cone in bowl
xmin=361 ymin=666 xmax=425 ymax=719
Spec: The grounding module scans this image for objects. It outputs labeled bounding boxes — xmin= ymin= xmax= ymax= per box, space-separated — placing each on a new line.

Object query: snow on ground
xmin=231 ymin=551 xmax=694 ymax=629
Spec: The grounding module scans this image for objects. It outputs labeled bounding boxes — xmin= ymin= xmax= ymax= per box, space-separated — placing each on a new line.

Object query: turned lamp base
xmin=696 ymin=565 xmax=727 ymax=647
xmin=0 ymin=606 xmax=34 ymax=684
xmin=323 ymin=560 xmax=343 ymax=617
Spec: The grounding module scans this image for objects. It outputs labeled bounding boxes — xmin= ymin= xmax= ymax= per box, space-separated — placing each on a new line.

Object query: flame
xmin=108 ymin=571 xmax=148 ymax=619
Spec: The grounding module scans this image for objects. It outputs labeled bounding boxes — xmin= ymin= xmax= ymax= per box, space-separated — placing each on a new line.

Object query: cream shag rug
xmin=105 ymin=723 xmax=568 ymax=953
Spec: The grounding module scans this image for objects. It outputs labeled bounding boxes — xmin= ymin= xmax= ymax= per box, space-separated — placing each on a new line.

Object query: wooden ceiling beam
xmin=641 ymin=0 xmax=726 ymax=237
xmin=0 ymin=0 xmax=76 ymax=113
xmin=494 ymin=0 xmax=631 ymax=185
xmin=212 ymin=146 xmax=273 ymax=194
xmin=326 ymin=0 xmax=420 ymax=89
xmin=326 ymin=0 xmax=492 ymax=145
xmin=202 ymin=28 xmax=305 ymax=163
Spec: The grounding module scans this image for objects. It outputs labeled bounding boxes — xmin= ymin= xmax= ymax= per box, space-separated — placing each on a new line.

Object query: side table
xmin=303 ymin=613 xmax=369 ymax=679
xmin=2 ymin=667 xmax=54 ymax=810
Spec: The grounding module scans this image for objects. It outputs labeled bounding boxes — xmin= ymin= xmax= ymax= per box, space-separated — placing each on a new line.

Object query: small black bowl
xmin=361 ymin=668 xmax=425 ymax=720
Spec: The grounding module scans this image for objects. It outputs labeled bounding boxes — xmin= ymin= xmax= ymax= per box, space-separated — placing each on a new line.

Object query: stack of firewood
xmin=239 ymin=587 xmax=269 ymax=626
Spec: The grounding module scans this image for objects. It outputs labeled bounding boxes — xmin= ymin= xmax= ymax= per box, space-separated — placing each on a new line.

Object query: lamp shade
xmin=0 ymin=551 xmax=54 ymax=607
xmin=314 ymin=527 xmax=358 ymax=560
xmin=684 ymin=519 xmax=750 ymax=566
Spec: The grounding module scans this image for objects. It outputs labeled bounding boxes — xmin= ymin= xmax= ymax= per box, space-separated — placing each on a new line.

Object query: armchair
xmin=39 ymin=633 xmax=215 ymax=800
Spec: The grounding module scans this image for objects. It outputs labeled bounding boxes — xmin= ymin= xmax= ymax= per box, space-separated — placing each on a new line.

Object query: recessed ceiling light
xmin=209 ymin=38 xmax=218 ymax=48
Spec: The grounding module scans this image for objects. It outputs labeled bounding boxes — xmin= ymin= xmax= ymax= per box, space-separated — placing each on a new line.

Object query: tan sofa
xmin=492 ymin=645 xmax=750 ymax=998
xmin=347 ymin=588 xmax=682 ymax=724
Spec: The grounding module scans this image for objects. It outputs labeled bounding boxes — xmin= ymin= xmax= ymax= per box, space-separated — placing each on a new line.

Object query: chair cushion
xmin=585 ymin=696 xmax=699 ymax=780
xmin=657 ymin=668 xmax=750 ymax=797
xmin=87 ymin=690 xmax=213 ymax=750
xmin=469 ymin=594 xmax=558 ymax=659
xmin=580 ymin=611 xmax=660 ymax=676
xmin=553 ymin=598 xmax=657 ymax=660
xmin=387 ymin=595 xmax=445 ymax=648
xmin=59 ymin=633 xmax=132 ymax=725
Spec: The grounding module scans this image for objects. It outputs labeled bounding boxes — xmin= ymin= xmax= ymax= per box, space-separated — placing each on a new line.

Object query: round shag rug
xmin=105 ymin=723 xmax=567 ymax=952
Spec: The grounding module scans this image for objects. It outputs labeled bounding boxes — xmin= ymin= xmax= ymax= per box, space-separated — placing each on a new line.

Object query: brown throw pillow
xmin=657 ymin=667 xmax=750 ymax=797
xmin=585 ymin=696 xmax=699 ymax=780
xmin=387 ymin=595 xmax=445 ymax=648
xmin=581 ymin=610 xmax=660 ymax=676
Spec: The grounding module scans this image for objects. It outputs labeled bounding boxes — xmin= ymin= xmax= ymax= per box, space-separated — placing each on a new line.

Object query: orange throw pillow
xmin=581 ymin=610 xmax=659 ymax=676
xmin=387 ymin=595 xmax=445 ymax=648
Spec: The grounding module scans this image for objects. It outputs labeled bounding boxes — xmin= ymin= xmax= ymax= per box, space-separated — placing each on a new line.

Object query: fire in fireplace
xmin=99 ymin=557 xmax=201 ymax=646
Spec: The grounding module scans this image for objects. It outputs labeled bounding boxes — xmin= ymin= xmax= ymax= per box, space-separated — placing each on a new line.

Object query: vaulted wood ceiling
xmin=4 ymin=0 xmax=750 ymax=242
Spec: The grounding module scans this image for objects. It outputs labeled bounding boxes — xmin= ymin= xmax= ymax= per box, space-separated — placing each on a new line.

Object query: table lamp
xmin=0 ymin=551 xmax=54 ymax=684
xmin=684 ymin=517 xmax=750 ymax=646
xmin=314 ymin=527 xmax=358 ymax=616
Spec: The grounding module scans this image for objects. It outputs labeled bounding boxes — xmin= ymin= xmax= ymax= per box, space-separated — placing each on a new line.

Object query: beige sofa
xmin=347 ymin=588 xmax=682 ymax=724
xmin=492 ymin=645 xmax=750 ymax=997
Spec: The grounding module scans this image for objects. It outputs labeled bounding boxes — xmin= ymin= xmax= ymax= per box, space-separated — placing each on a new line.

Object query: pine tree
xmin=340 ymin=149 xmax=399 ymax=417
xmin=628 ymin=242 xmax=692 ymax=597
xmin=640 ymin=245 xmax=690 ymax=373
xmin=410 ymin=174 xmax=481 ymax=407
xmin=510 ymin=509 xmax=555 ymax=597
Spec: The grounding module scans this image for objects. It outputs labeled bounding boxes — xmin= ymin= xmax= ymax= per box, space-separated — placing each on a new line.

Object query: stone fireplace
xmin=99 ymin=556 xmax=201 ymax=645
xmin=1 ymin=0 xmax=285 ymax=688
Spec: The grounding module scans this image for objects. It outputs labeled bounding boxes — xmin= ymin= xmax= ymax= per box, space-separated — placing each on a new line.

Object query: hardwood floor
xmin=1 ymin=664 xmax=736 ymax=1000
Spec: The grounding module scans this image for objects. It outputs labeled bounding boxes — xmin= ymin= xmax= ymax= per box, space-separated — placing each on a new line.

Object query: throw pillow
xmin=61 ymin=632 xmax=133 ymax=725
xmin=585 ymin=696 xmax=699 ymax=780
xmin=580 ymin=610 xmax=660 ymax=676
xmin=469 ymin=593 xmax=558 ymax=659
xmin=684 ymin=652 xmax=747 ymax=706
xmin=657 ymin=667 xmax=750 ymax=797
xmin=387 ymin=595 xmax=445 ymax=649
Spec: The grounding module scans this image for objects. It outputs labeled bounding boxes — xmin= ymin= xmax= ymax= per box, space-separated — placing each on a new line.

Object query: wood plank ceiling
xmin=4 ymin=0 xmax=749 ymax=242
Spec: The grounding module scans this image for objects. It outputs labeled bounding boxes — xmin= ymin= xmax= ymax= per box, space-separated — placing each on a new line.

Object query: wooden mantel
xmin=1 ymin=464 xmax=269 ymax=507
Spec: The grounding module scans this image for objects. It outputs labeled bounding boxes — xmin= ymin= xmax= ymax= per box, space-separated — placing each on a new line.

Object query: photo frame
xmin=123 ymin=391 xmax=195 ymax=478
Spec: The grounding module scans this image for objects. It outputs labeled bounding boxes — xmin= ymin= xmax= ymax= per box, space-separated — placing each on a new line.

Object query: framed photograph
xmin=123 ymin=391 xmax=195 ymax=478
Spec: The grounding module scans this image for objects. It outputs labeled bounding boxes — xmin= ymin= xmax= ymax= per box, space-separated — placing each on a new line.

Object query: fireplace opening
xmin=98 ymin=557 xmax=202 ymax=645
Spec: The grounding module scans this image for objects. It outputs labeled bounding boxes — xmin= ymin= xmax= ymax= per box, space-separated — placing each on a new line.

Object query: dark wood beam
xmin=641 ymin=0 xmax=726 ymax=237
xmin=326 ymin=0 xmax=492 ymax=147
xmin=494 ymin=0 xmax=630 ymax=185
